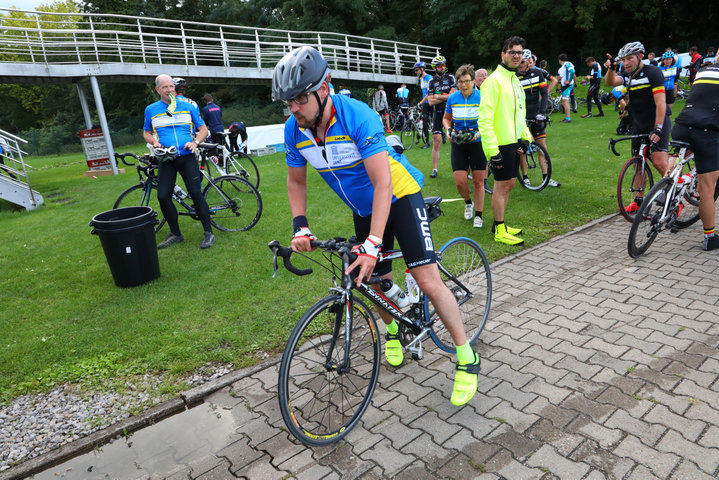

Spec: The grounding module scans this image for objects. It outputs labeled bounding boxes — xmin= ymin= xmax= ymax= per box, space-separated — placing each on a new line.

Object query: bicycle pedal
xmin=411 ymin=352 xmax=423 ymax=361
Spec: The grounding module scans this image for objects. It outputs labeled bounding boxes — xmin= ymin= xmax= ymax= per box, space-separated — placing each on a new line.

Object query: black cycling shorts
xmin=529 ymin=121 xmax=546 ymax=139
xmin=432 ymin=109 xmax=445 ymax=135
xmin=632 ymin=114 xmax=671 ymax=154
xmin=353 ymin=192 xmax=437 ymax=277
xmin=451 ymin=141 xmax=487 ymax=172
xmin=672 ymin=123 xmax=719 ymax=174
xmin=491 ymin=143 xmax=520 ymax=182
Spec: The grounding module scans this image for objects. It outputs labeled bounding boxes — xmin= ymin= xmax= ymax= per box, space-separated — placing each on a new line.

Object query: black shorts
xmin=632 ymin=114 xmax=671 ymax=154
xmin=529 ymin=121 xmax=546 ymax=139
xmin=432 ymin=109 xmax=445 ymax=135
xmin=491 ymin=143 xmax=520 ymax=182
xmin=672 ymin=123 xmax=719 ymax=174
xmin=377 ymin=108 xmax=388 ymax=116
xmin=451 ymin=141 xmax=487 ymax=172
xmin=353 ymin=192 xmax=437 ymax=277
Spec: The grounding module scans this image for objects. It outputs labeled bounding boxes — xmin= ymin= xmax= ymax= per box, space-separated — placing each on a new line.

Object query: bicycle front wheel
xmin=113 ymin=183 xmax=166 ymax=233
xmin=278 ymin=294 xmax=381 ymax=447
xmin=518 ymin=142 xmax=551 ymax=191
xmin=203 ymin=175 xmax=262 ymax=231
xmin=400 ymin=121 xmax=415 ymax=151
xmin=427 ymin=237 xmax=492 ymax=353
xmin=225 ymin=151 xmax=260 ymax=189
xmin=628 ymin=177 xmax=672 ymax=258
xmin=618 ymin=156 xmax=654 ymax=222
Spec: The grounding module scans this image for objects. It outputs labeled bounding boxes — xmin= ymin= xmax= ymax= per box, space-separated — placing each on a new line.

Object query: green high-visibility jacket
xmin=478 ymin=63 xmax=532 ymax=158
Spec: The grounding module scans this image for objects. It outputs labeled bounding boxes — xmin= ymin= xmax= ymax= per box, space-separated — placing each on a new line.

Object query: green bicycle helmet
xmin=431 ymin=55 xmax=446 ymax=68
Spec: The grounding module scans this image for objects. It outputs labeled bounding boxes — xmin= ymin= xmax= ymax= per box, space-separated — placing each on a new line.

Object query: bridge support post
xmin=89 ymin=76 xmax=118 ymax=175
xmin=76 ymin=83 xmax=93 ymax=130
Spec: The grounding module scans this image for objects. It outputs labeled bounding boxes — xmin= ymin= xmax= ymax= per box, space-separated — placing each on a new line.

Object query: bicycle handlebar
xmin=114 ymin=152 xmax=141 ymax=166
xmin=607 ymin=134 xmax=650 ymax=156
xmin=268 ymin=239 xmax=358 ymax=278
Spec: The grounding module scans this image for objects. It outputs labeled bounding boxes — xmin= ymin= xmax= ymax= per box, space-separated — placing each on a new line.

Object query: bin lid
xmin=89 ymin=206 xmax=157 ymax=230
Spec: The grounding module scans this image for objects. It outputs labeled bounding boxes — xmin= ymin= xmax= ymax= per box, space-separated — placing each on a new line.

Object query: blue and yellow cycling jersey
xmin=445 ymin=89 xmax=481 ymax=143
xmin=284 ymin=95 xmax=423 ymax=217
xmin=419 ymin=73 xmax=433 ymax=101
xmin=143 ymin=98 xmax=204 ymax=156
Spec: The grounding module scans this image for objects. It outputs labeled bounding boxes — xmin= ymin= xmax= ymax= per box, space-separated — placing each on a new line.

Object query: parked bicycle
xmin=397 ymin=106 xmax=422 ymax=151
xmin=485 ymin=138 xmax=552 ymax=195
xmin=113 ymin=150 xmax=262 ymax=232
xmin=609 ymin=134 xmax=657 ymax=222
xmin=269 ymin=196 xmax=491 ymax=446
xmin=628 ymin=140 xmax=719 ymax=257
xmin=195 ymin=141 xmax=260 ymax=189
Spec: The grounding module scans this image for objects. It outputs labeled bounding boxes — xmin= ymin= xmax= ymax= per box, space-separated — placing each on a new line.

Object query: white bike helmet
xmin=618 ymin=41 xmax=644 ymax=59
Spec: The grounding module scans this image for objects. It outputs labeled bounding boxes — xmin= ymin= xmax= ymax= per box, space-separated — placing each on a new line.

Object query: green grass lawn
xmin=0 ymin=100 xmax=663 ymax=404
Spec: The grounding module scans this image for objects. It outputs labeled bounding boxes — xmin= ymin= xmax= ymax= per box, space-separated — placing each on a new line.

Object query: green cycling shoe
xmin=384 ymin=332 xmax=404 ymax=367
xmin=451 ymin=351 xmax=481 ymax=406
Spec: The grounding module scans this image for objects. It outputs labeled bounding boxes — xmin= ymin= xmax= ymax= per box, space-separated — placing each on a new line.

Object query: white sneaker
xmin=463 ymin=202 xmax=474 ymax=220
xmin=473 ymin=216 xmax=483 ymax=228
xmin=522 ymin=177 xmax=531 ymax=186
xmin=547 ymin=178 xmax=561 ymax=187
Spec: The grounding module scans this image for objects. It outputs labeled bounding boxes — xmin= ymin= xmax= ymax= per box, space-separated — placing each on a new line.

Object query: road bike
xmin=113 ymin=150 xmax=262 ymax=232
xmin=196 ymin=141 xmax=260 ymax=189
xmin=269 ymin=196 xmax=491 ymax=446
xmin=628 ymin=141 xmax=719 ymax=257
xmin=397 ymin=106 xmax=421 ymax=151
xmin=609 ymin=134 xmax=656 ymax=222
xmin=485 ymin=139 xmax=553 ymax=195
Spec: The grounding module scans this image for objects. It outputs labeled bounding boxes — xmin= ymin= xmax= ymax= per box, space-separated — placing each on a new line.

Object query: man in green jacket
xmin=477 ymin=35 xmax=533 ymax=245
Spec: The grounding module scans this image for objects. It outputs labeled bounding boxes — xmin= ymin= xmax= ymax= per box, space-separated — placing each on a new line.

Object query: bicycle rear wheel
xmin=518 ymin=142 xmax=551 ymax=191
xmin=628 ymin=178 xmax=672 ymax=258
xmin=203 ymin=175 xmax=262 ymax=231
xmin=426 ymin=237 xmax=492 ymax=353
xmin=278 ymin=294 xmax=381 ymax=447
xmin=617 ymin=156 xmax=655 ymax=222
xmin=674 ymin=171 xmax=719 ymax=229
xmin=225 ymin=151 xmax=260 ymax=189
xmin=113 ymin=183 xmax=166 ymax=233
xmin=400 ymin=120 xmax=415 ymax=151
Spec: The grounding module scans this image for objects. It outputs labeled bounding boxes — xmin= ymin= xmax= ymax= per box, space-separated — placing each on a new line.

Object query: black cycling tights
xmin=587 ymin=86 xmax=603 ymax=115
xmin=157 ymin=153 xmax=212 ymax=235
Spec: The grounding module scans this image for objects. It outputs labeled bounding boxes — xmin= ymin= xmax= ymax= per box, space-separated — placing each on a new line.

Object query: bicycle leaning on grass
xmin=113 ymin=149 xmax=262 ymax=232
xmin=195 ymin=141 xmax=260 ymax=189
xmin=628 ymin=140 xmax=719 ymax=257
xmin=268 ymin=196 xmax=491 ymax=446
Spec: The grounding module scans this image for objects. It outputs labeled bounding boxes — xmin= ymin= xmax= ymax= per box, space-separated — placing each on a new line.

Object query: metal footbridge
xmin=0 ymin=8 xmax=440 ymax=175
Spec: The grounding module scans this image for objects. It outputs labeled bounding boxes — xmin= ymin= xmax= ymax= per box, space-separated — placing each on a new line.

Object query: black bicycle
xmin=113 ymin=150 xmax=262 ymax=232
xmin=270 ymin=196 xmax=491 ymax=446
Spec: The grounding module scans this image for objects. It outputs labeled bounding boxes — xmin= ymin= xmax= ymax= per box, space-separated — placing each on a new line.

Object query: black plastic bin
xmin=89 ymin=206 xmax=160 ymax=288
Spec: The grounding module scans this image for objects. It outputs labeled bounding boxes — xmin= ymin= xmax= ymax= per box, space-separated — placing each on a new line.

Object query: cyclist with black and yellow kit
xmin=604 ymin=41 xmax=670 ymax=213
xmin=273 ymin=46 xmax=480 ymax=406
xmin=427 ymin=55 xmax=456 ymax=178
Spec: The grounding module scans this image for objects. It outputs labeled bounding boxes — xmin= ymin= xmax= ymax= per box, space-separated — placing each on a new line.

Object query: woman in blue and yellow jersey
xmin=443 ymin=64 xmax=487 ymax=228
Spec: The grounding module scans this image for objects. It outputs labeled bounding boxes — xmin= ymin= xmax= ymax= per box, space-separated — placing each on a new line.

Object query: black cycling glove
xmin=490 ymin=153 xmax=503 ymax=170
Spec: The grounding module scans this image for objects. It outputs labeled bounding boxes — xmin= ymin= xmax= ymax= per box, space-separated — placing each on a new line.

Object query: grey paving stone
xmin=612 ymin=435 xmax=680 ymax=478
xmin=358 ymin=438 xmax=415 ymax=477
xmin=401 ymin=431 xmax=454 ymax=467
xmin=643 ymin=404 xmax=706 ymax=442
xmin=668 ymin=460 xmax=717 ymax=480
xmin=603 ymin=409 xmax=666 ymax=446
xmin=483 ymin=448 xmax=545 ymax=480
xmin=526 ymin=444 xmax=591 ymax=478
xmin=233 ymin=453 xmax=288 ymax=479
xmin=655 ymin=428 xmax=719 ymax=474
xmin=570 ymin=439 xmax=634 ymax=480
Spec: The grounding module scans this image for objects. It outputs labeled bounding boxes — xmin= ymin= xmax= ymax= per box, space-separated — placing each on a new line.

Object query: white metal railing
xmin=0 ymin=8 xmax=440 ymax=76
xmin=0 ymin=128 xmax=42 ymax=209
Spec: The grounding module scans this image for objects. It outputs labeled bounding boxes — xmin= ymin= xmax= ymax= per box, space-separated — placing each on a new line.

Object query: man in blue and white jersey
xmin=273 ymin=46 xmax=481 ymax=406
xmin=415 ymin=61 xmax=433 ymax=148
xmin=143 ymin=74 xmax=214 ymax=249
xmin=659 ymin=51 xmax=678 ymax=107
xmin=557 ymin=53 xmax=575 ymax=123
xmin=396 ymin=83 xmax=410 ymax=122
xmin=443 ymin=64 xmax=487 ymax=228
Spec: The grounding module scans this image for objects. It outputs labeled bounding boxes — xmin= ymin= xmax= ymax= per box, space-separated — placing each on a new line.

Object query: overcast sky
xmin=0 ymin=0 xmax=45 ymax=11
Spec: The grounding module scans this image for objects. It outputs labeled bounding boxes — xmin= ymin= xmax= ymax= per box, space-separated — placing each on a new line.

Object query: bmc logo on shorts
xmin=416 ymin=207 xmax=434 ymax=251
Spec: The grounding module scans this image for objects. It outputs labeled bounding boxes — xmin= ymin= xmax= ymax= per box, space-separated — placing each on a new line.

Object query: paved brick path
xmin=26 ymin=213 xmax=719 ymax=479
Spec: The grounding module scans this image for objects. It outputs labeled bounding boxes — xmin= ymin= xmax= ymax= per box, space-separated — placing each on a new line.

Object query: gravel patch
xmin=0 ymin=363 xmax=233 ymax=472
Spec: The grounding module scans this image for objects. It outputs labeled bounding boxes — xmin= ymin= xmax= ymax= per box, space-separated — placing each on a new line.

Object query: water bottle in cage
xmin=173 ymin=185 xmax=188 ymax=199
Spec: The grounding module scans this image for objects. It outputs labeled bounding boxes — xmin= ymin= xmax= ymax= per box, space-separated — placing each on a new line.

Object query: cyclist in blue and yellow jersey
xmin=659 ymin=51 xmax=678 ymax=108
xmin=442 ymin=64 xmax=487 ymax=228
xmin=415 ymin=61 xmax=433 ymax=148
xmin=427 ymin=55 xmax=456 ymax=178
xmin=557 ymin=53 xmax=575 ymax=123
xmin=605 ymin=41 xmax=670 ymax=212
xmin=672 ymin=60 xmax=719 ymax=251
xmin=172 ymin=77 xmax=199 ymax=112
xmin=477 ymin=35 xmax=532 ymax=246
xmin=582 ymin=57 xmax=604 ymax=118
xmin=517 ymin=49 xmax=559 ymax=187
xmin=143 ymin=74 xmax=214 ymax=249
xmin=273 ymin=46 xmax=481 ymax=406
